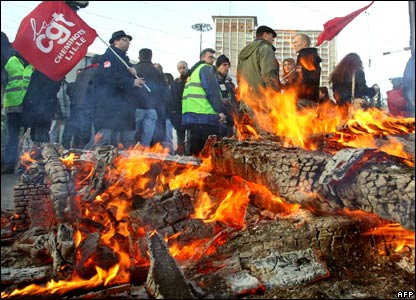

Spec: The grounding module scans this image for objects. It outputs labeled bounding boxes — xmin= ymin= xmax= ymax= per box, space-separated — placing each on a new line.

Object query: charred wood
xmin=41 ymin=143 xmax=79 ymax=223
xmin=145 ymin=231 xmax=196 ymax=299
xmin=1 ymin=266 xmax=53 ymax=286
xmin=208 ymin=139 xmax=415 ymax=230
xmin=82 ymin=145 xmax=117 ymax=203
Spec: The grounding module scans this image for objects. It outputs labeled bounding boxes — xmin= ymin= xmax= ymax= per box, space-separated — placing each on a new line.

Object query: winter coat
xmin=332 ymin=68 xmax=376 ymax=106
xmin=170 ymin=75 xmax=187 ymax=130
xmin=94 ymin=46 xmax=137 ymax=131
xmin=22 ymin=70 xmax=61 ymax=127
xmin=66 ymin=62 xmax=100 ymax=130
xmin=217 ymin=73 xmax=238 ymax=126
xmin=236 ymin=38 xmax=280 ymax=95
xmin=134 ymin=60 xmax=170 ymax=119
xmin=293 ymin=47 xmax=322 ymax=102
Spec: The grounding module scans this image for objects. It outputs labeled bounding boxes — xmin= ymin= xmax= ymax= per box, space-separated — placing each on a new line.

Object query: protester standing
xmin=87 ymin=30 xmax=144 ymax=149
xmin=134 ymin=48 xmax=168 ymax=148
xmin=237 ymin=25 xmax=280 ymax=96
xmin=330 ymin=52 xmax=377 ymax=119
xmin=63 ymin=55 xmax=101 ymax=149
xmin=49 ymin=77 xmax=70 ymax=144
xmin=292 ymin=33 xmax=322 ymax=108
xmin=170 ymin=61 xmax=188 ymax=155
xmin=280 ymin=58 xmax=296 ymax=90
xmin=236 ymin=25 xmax=280 ymax=127
xmin=182 ymin=48 xmax=226 ymax=156
xmin=1 ymin=52 xmax=33 ymax=173
xmin=215 ymin=54 xmax=238 ymax=138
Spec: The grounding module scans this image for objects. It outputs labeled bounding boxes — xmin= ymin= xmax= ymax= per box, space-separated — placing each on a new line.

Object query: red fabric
xmin=316 ymin=1 xmax=374 ymax=47
xmin=11 ymin=1 xmax=97 ymax=81
xmin=387 ymin=88 xmax=410 ymax=117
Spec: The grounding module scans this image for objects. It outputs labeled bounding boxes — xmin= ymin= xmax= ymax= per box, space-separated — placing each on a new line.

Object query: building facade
xmin=212 ymin=16 xmax=337 ymax=89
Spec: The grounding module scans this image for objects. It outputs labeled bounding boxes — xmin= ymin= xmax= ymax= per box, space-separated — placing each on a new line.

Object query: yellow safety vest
xmin=4 ymin=56 xmax=34 ymax=108
xmin=182 ymin=63 xmax=217 ymax=115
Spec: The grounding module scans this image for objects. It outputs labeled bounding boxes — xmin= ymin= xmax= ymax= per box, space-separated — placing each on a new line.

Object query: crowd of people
xmin=1 ymin=23 xmax=415 ymax=174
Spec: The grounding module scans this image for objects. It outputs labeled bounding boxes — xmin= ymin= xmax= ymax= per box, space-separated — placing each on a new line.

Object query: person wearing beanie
xmin=215 ymin=54 xmax=231 ymax=68
xmin=215 ymin=54 xmax=238 ymax=138
xmin=236 ymin=24 xmax=280 ymax=131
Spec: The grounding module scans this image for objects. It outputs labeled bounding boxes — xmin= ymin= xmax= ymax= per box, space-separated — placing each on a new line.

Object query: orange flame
xmin=60 ymin=153 xmax=79 ymax=168
xmin=236 ymin=78 xmax=414 ymax=156
xmin=1 ymin=265 xmax=119 ymax=298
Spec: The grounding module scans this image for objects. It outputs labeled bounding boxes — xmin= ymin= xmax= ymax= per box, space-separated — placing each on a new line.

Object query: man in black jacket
xmin=86 ymin=30 xmax=144 ymax=149
xmin=134 ymin=48 xmax=170 ymax=147
xmin=292 ymin=33 xmax=322 ymax=109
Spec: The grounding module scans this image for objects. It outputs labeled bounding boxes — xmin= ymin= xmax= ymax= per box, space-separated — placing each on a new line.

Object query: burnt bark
xmin=208 ymin=139 xmax=415 ymax=230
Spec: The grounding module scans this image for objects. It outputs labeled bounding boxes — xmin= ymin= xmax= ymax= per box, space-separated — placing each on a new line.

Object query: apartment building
xmin=212 ymin=16 xmax=337 ymax=89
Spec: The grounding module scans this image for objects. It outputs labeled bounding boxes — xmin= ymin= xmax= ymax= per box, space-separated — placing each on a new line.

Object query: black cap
xmin=215 ymin=54 xmax=231 ymax=67
xmin=256 ymin=25 xmax=277 ymax=38
xmin=109 ymin=30 xmax=132 ymax=44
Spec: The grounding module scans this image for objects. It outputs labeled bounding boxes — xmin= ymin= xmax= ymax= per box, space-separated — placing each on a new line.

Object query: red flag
xmin=11 ymin=1 xmax=97 ymax=81
xmin=316 ymin=1 xmax=374 ymax=47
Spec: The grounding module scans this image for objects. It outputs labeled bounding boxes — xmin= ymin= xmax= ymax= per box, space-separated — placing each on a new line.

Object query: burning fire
xmin=236 ymin=78 xmax=415 ymax=163
xmin=2 ymin=82 xmax=414 ymax=298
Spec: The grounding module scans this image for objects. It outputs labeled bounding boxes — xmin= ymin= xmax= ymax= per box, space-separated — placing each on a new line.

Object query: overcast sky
xmin=1 ymin=1 xmax=412 ymax=95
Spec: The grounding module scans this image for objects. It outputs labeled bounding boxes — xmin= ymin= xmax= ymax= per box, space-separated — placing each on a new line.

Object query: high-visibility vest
xmin=3 ymin=56 xmax=34 ymax=108
xmin=182 ymin=63 xmax=217 ymax=115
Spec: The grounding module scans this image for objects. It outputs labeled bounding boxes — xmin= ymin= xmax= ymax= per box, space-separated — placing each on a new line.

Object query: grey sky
xmin=1 ymin=1 xmax=411 ymax=94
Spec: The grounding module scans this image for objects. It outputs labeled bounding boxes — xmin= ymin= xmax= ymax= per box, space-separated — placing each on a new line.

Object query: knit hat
xmin=215 ymin=54 xmax=231 ymax=67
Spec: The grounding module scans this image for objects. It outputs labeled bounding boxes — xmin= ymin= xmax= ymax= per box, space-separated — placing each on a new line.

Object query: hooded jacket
xmin=236 ymin=39 xmax=280 ymax=96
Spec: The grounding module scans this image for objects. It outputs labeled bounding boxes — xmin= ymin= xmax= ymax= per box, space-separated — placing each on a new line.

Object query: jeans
xmin=4 ymin=112 xmax=26 ymax=167
xmin=84 ymin=128 xmax=135 ymax=150
xmin=135 ymin=108 xmax=157 ymax=147
xmin=165 ymin=119 xmax=174 ymax=154
xmin=49 ymin=119 xmax=66 ymax=144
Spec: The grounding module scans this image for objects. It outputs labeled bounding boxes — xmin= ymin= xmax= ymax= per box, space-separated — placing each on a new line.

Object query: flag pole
xmin=97 ymin=35 xmax=151 ymax=92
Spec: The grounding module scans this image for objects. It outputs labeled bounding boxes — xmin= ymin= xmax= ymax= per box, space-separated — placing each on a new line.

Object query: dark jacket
xmin=67 ymin=62 xmax=100 ymax=129
xmin=94 ymin=46 xmax=137 ymax=131
xmin=217 ymin=73 xmax=238 ymax=126
xmin=22 ymin=70 xmax=61 ymax=127
xmin=170 ymin=75 xmax=187 ymax=130
xmin=294 ymin=47 xmax=322 ymax=102
xmin=332 ymin=68 xmax=376 ymax=106
xmin=134 ymin=61 xmax=170 ymax=119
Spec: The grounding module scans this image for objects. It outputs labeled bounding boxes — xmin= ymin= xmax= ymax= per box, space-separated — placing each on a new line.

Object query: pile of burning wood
xmin=1 ymin=98 xmax=415 ymax=299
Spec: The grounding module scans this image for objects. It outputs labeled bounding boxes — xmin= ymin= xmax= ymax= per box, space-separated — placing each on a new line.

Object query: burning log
xmin=42 ymin=143 xmax=80 ymax=223
xmin=82 ymin=145 xmax=117 ymax=203
xmin=208 ymin=138 xmax=415 ymax=230
xmin=48 ymin=223 xmax=76 ymax=279
xmin=76 ymin=232 xmax=119 ymax=279
xmin=145 ymin=231 xmax=196 ymax=299
xmin=1 ymin=266 xmax=53 ymax=286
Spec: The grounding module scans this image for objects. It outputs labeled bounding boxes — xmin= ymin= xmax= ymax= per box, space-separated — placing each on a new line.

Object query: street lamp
xmin=192 ymin=23 xmax=212 ymax=53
